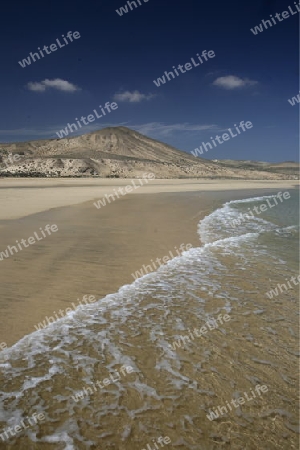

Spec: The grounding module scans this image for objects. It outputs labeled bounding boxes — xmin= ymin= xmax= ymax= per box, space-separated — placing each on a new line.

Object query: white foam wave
xmin=0 ymin=192 xmax=296 ymax=448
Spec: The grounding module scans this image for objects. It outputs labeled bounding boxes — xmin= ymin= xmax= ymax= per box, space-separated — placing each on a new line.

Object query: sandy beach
xmin=0 ymin=178 xmax=297 ymax=220
xmin=0 ymin=178 xmax=297 ymax=345
xmin=0 ymin=178 xmax=299 ymax=450
xmin=2 ymin=0 xmax=299 ymax=446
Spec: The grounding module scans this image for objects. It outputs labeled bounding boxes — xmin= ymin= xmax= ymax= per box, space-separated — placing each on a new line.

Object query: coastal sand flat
xmin=0 ymin=180 xmax=298 ymax=449
xmin=0 ymin=179 xmax=298 ymax=345
xmin=0 ymin=178 xmax=297 ymax=220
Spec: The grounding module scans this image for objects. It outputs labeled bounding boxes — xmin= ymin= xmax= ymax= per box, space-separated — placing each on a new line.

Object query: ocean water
xmin=0 ymin=190 xmax=299 ymax=450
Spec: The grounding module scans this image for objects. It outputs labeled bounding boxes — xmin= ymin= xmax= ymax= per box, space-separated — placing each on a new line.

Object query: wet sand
xmin=0 ymin=179 xmax=297 ymax=346
xmin=0 ymin=178 xmax=296 ymax=220
xmin=0 ymin=179 xmax=299 ymax=450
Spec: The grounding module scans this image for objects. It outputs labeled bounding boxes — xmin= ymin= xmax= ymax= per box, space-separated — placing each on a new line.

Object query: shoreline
xmin=0 ymin=178 xmax=297 ymax=220
xmin=0 ymin=182 xmax=298 ymax=346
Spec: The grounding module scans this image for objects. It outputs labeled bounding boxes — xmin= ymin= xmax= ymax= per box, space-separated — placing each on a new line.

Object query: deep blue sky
xmin=0 ymin=0 xmax=299 ymax=162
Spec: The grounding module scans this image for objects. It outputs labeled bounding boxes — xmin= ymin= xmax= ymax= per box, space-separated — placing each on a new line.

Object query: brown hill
xmin=0 ymin=126 xmax=298 ymax=179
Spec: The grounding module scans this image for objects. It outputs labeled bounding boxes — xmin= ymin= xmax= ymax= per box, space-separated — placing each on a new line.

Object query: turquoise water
xmin=226 ymin=189 xmax=299 ymax=270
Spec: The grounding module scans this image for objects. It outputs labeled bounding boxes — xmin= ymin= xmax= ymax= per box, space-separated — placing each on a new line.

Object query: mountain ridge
xmin=0 ymin=126 xmax=298 ymax=179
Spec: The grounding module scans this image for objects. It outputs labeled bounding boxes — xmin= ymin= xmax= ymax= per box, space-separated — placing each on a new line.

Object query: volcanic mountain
xmin=0 ymin=126 xmax=298 ymax=179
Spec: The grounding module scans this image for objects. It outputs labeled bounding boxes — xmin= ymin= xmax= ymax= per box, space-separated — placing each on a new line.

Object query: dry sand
xmin=0 ymin=178 xmax=297 ymax=220
xmin=0 ymin=178 xmax=298 ymax=346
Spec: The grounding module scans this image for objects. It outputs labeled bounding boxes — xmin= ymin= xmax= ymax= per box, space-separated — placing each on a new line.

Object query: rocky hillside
xmin=0 ymin=127 xmax=298 ymax=179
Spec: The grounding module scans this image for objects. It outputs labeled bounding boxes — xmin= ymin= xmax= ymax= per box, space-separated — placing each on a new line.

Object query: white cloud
xmin=212 ymin=75 xmax=258 ymax=90
xmin=0 ymin=122 xmax=219 ymax=142
xmin=27 ymin=83 xmax=47 ymax=92
xmin=27 ymin=79 xmax=80 ymax=92
xmin=0 ymin=127 xmax=61 ymax=137
xmin=113 ymin=90 xmax=155 ymax=103
xmin=130 ymin=122 xmax=219 ymax=137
